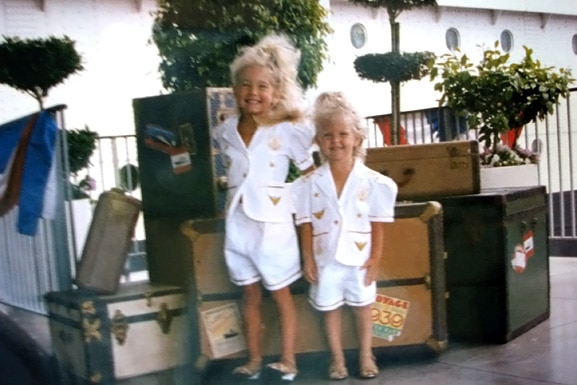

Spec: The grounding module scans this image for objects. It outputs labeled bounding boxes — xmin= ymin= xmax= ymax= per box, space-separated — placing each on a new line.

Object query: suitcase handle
xmin=378 ymin=167 xmax=415 ymax=187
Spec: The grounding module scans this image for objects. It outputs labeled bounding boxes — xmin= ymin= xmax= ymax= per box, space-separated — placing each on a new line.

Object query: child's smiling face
xmin=234 ymin=64 xmax=280 ymax=118
xmin=316 ymin=114 xmax=361 ymax=164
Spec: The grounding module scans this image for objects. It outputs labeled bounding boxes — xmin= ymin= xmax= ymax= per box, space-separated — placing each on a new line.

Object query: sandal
xmin=359 ymin=355 xmax=379 ymax=380
xmin=328 ymin=362 xmax=349 ymax=381
xmin=233 ymin=359 xmax=262 ymax=380
xmin=267 ymin=360 xmax=298 ymax=382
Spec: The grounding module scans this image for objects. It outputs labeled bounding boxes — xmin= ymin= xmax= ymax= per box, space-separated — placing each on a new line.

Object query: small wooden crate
xmin=365 ymin=141 xmax=480 ymax=200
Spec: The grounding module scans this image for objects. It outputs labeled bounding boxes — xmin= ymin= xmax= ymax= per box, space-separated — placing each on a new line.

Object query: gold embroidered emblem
xmin=357 ymin=213 xmax=362 ymax=218
xmin=314 ymin=192 xmax=319 ymax=198
xmin=269 ymin=196 xmax=281 ymax=205
xmin=269 ymin=162 xmax=275 ymax=168
xmin=313 ymin=209 xmax=325 ymax=219
xmin=355 ymin=242 xmax=367 ymax=251
xmin=268 ymin=136 xmax=281 ymax=151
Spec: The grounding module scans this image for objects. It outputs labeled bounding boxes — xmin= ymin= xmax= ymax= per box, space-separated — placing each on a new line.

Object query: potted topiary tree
xmin=350 ymin=0 xmax=438 ymax=145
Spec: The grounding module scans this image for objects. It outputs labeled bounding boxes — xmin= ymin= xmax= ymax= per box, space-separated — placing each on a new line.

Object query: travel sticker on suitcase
xmin=372 ymin=294 xmax=411 ymax=341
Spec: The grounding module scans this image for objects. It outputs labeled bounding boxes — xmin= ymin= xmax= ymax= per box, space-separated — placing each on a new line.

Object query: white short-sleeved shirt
xmin=294 ymin=160 xmax=398 ymax=267
xmin=214 ymin=116 xmax=314 ymax=223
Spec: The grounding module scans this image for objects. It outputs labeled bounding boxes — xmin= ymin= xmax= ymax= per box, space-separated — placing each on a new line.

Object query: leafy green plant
xmin=0 ymin=35 xmax=84 ymax=109
xmin=66 ymin=126 xmax=98 ymax=199
xmin=151 ymin=0 xmax=332 ymax=91
xmin=429 ymin=41 xmax=574 ymax=164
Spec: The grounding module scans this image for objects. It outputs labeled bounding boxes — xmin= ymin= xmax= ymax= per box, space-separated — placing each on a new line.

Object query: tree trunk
xmin=390 ymin=21 xmax=400 ymax=145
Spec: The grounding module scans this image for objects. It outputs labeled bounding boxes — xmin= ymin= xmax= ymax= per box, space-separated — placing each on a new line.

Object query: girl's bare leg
xmin=353 ymin=305 xmax=378 ymax=379
xmin=268 ymin=286 xmax=298 ymax=380
xmin=233 ymin=282 xmax=263 ymax=378
xmin=324 ymin=308 xmax=349 ymax=379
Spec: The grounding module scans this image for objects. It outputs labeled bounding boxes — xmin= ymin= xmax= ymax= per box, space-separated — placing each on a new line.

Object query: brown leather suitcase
xmin=74 ymin=188 xmax=141 ymax=294
xmin=180 ymin=201 xmax=447 ymax=367
xmin=365 ymin=141 xmax=480 ymax=200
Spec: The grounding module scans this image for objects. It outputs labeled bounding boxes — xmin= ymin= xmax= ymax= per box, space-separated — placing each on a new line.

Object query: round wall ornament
xmin=350 ymin=23 xmax=367 ymax=49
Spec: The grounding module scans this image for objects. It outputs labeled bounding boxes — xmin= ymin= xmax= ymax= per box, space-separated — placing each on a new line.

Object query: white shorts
xmin=309 ymin=260 xmax=376 ymax=311
xmin=224 ymin=205 xmax=302 ymax=291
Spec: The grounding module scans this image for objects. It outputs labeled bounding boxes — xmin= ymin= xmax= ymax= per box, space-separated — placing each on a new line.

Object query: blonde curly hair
xmin=230 ymin=34 xmax=306 ymax=125
xmin=313 ymin=91 xmax=367 ymax=161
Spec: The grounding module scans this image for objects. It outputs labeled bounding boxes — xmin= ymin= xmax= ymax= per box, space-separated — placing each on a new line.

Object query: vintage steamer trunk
xmin=365 ymin=141 xmax=480 ymax=200
xmin=45 ymin=282 xmax=187 ymax=384
xmin=74 ymin=189 xmax=142 ymax=294
xmin=436 ymin=186 xmax=550 ymax=343
xmin=180 ymin=201 xmax=447 ymax=367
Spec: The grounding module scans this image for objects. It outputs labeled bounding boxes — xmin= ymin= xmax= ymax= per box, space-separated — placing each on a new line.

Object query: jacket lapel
xmin=221 ymin=116 xmax=246 ymax=152
xmin=313 ymin=164 xmax=332 ymax=198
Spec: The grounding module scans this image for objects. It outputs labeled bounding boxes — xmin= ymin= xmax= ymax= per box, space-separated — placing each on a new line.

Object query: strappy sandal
xmin=267 ymin=360 xmax=298 ymax=382
xmin=359 ymin=355 xmax=379 ymax=380
xmin=328 ymin=362 xmax=349 ymax=381
xmin=232 ymin=359 xmax=262 ymax=380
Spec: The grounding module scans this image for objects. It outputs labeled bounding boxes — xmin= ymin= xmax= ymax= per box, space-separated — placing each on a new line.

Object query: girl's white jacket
xmin=293 ymin=161 xmax=398 ymax=267
xmin=214 ymin=116 xmax=314 ymax=223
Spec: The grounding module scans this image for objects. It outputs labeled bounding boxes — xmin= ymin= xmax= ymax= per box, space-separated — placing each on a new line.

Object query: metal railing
xmin=1 ymin=90 xmax=575 ymax=314
xmin=364 ymin=89 xmax=577 ymax=256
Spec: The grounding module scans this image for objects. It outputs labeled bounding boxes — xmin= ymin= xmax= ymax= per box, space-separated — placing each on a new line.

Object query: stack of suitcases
xmin=45 ymin=88 xmax=550 ymax=383
xmin=44 ymin=189 xmax=188 ymax=384
xmin=365 ymin=141 xmax=550 ymax=344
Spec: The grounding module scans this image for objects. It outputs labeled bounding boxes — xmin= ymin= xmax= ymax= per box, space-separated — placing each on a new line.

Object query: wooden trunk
xmin=45 ymin=282 xmax=187 ymax=384
xmin=365 ymin=141 xmax=480 ymax=200
xmin=180 ymin=201 xmax=447 ymax=368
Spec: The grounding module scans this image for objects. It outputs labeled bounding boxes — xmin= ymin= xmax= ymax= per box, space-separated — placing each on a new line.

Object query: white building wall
xmin=0 ymin=0 xmax=576 ymax=132
xmin=0 ymin=0 xmax=162 ymax=136
xmin=316 ymin=2 xmax=577 ymax=116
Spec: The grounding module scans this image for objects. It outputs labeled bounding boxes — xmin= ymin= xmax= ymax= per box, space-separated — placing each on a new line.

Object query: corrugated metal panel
xmin=0 ymin=106 xmax=72 ymax=314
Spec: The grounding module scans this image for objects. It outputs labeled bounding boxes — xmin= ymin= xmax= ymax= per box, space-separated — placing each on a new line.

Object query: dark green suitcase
xmin=436 ymin=186 xmax=550 ymax=343
xmin=133 ymin=88 xmax=235 ymax=286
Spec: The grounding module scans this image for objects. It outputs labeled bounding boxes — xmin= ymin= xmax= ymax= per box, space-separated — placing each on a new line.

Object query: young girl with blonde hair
xmin=213 ymin=33 xmax=315 ymax=382
xmin=294 ymin=91 xmax=398 ymax=380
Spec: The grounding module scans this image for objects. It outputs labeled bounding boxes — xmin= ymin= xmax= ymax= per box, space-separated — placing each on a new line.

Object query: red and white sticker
xmin=170 ymin=151 xmax=192 ymax=174
xmin=523 ymin=230 xmax=534 ymax=259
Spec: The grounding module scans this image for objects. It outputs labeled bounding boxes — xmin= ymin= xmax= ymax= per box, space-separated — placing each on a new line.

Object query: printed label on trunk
xmin=371 ymin=294 xmax=410 ymax=341
xmin=201 ymin=302 xmax=246 ymax=358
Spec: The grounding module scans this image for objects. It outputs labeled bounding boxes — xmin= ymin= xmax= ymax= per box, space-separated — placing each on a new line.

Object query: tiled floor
xmin=1 ymin=257 xmax=576 ymax=385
